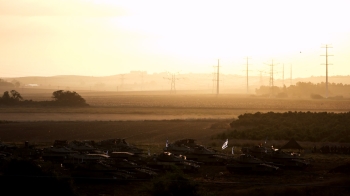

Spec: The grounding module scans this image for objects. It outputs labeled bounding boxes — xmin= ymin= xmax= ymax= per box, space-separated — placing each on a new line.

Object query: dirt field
xmin=0 ymin=120 xmax=227 ymax=144
xmin=1 ymin=94 xmax=350 ymax=121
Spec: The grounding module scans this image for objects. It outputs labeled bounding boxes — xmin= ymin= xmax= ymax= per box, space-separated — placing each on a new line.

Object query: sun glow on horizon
xmin=0 ymin=0 xmax=350 ymax=78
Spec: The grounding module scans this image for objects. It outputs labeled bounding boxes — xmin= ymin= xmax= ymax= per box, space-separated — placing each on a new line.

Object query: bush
xmin=52 ymin=90 xmax=88 ymax=106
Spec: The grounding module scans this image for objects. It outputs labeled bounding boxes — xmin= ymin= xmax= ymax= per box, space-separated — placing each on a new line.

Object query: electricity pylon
xmin=244 ymin=57 xmax=252 ymax=94
xmin=163 ymin=72 xmax=180 ymax=94
xmin=265 ymin=60 xmax=278 ymax=96
xmin=321 ymin=44 xmax=333 ymax=98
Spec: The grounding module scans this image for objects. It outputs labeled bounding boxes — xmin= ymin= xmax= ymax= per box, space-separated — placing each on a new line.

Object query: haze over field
xmin=1 ymin=0 xmax=350 ymax=79
xmin=2 ymin=74 xmax=350 ymax=94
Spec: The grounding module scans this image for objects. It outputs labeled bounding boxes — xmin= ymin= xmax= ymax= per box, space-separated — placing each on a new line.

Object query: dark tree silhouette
xmin=0 ymin=90 xmax=88 ymax=106
xmin=52 ymin=90 xmax=88 ymax=106
xmin=1 ymin=91 xmax=11 ymax=101
xmin=10 ymin=90 xmax=23 ymax=101
xmin=0 ymin=90 xmax=23 ymax=104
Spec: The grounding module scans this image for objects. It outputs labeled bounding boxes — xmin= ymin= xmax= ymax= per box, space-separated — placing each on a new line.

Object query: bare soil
xmin=2 ymin=94 xmax=350 ymax=121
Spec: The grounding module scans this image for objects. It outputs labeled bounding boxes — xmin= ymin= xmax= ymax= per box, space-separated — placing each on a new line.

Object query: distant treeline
xmin=0 ymin=79 xmax=20 ymax=88
xmin=0 ymin=90 xmax=88 ymax=107
xmin=256 ymin=82 xmax=350 ymax=98
xmin=215 ymin=112 xmax=350 ymax=143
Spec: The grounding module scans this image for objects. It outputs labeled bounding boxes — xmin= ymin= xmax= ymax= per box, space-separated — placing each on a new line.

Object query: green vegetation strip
xmin=215 ymin=112 xmax=350 ymax=143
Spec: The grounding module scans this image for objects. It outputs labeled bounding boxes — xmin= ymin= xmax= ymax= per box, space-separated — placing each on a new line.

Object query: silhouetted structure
xmin=280 ymin=139 xmax=303 ymax=150
xmin=321 ymin=44 xmax=333 ymax=98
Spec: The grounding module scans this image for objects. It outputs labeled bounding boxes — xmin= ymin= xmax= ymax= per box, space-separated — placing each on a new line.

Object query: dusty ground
xmin=1 ymin=94 xmax=350 ymax=121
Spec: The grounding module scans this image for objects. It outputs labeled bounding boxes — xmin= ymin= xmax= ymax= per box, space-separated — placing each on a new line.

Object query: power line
xmin=321 ymin=44 xmax=333 ymax=98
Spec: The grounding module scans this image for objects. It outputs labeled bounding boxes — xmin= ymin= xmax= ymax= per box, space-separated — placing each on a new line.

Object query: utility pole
xmin=321 ymin=44 xmax=333 ymax=98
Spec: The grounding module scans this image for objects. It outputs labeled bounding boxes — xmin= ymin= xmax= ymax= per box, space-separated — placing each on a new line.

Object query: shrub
xmin=52 ymin=90 xmax=88 ymax=106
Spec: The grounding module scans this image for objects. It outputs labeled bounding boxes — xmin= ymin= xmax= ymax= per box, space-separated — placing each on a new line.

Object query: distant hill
xmin=2 ymin=73 xmax=350 ymax=94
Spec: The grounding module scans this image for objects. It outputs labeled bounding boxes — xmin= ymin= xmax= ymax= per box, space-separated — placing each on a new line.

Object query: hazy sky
xmin=1 ymin=0 xmax=350 ymax=78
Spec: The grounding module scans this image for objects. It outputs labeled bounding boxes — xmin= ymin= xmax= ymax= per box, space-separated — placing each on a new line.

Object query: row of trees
xmin=0 ymin=79 xmax=20 ymax=88
xmin=215 ymin=112 xmax=350 ymax=142
xmin=0 ymin=90 xmax=23 ymax=103
xmin=255 ymin=82 xmax=350 ymax=98
xmin=0 ymin=90 xmax=88 ymax=106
